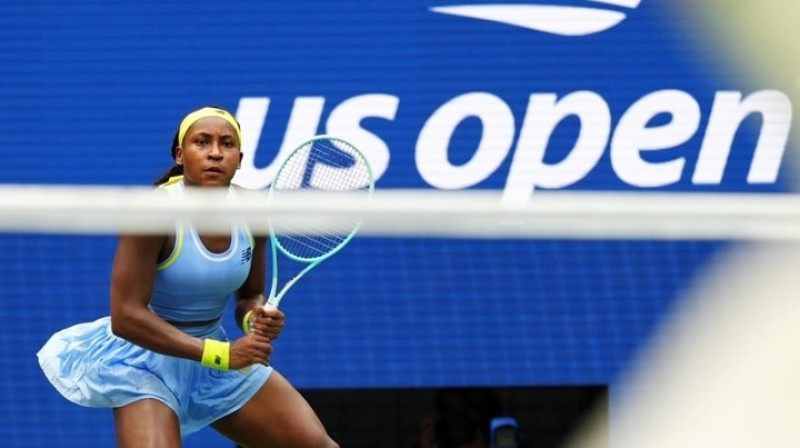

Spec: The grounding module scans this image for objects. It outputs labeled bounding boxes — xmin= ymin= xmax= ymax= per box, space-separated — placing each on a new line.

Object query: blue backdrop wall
xmin=0 ymin=1 xmax=793 ymax=446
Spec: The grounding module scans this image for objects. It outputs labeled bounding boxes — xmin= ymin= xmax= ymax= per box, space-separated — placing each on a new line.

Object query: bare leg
xmin=113 ymin=398 xmax=182 ymax=448
xmin=212 ymin=369 xmax=338 ymax=448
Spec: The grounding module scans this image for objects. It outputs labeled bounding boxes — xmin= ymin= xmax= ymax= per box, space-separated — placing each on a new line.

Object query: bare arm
xmin=235 ymin=235 xmax=268 ymax=326
xmin=236 ymin=235 xmax=285 ymax=339
xmin=109 ymin=234 xmax=273 ymax=368
xmin=109 ymin=234 xmax=205 ymax=361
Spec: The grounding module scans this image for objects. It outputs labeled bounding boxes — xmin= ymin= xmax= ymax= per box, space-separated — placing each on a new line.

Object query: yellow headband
xmin=177 ymin=107 xmax=242 ymax=147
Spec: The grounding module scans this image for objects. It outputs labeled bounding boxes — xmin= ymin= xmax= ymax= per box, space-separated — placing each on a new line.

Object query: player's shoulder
xmin=131 ymin=178 xmax=176 ymax=202
xmin=116 ymin=182 xmax=175 ymax=238
xmin=230 ymin=183 xmax=255 ymax=193
xmin=230 ymin=184 xmax=268 ymax=242
xmin=230 ymin=182 xmax=263 ymax=201
xmin=157 ymin=175 xmax=184 ymax=190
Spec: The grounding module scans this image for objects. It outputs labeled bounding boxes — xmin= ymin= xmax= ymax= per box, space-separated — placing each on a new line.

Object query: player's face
xmin=176 ymin=117 xmax=242 ymax=187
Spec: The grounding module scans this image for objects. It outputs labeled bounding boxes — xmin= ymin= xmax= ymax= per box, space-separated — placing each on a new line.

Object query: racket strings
xmin=278 ymin=234 xmax=346 ymax=258
xmin=274 ymin=140 xmax=371 ymax=191
xmin=271 ymin=138 xmax=372 ymax=260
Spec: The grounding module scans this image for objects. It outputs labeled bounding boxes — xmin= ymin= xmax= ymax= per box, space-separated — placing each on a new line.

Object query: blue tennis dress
xmin=37 ymin=178 xmax=271 ymax=437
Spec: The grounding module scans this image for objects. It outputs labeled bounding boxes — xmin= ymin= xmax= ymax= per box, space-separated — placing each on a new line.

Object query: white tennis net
xmin=2 ymin=184 xmax=799 ymax=241
xmin=5 ymin=183 xmax=800 ymax=448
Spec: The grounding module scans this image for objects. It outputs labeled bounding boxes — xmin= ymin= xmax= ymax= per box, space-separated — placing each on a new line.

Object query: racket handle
xmin=262 ymin=302 xmax=277 ymax=311
xmin=238 ymin=303 xmax=277 ymax=374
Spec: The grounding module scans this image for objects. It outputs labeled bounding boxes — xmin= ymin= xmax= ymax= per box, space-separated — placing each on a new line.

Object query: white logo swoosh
xmin=430 ymin=1 xmax=642 ymax=36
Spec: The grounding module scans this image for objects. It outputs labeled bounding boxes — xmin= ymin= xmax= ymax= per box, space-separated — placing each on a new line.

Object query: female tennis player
xmin=37 ymin=106 xmax=339 ymax=448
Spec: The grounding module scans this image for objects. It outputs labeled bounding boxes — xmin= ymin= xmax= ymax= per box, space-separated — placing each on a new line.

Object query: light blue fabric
xmin=37 ymin=178 xmax=269 ymax=437
xmin=150 ymin=179 xmax=254 ymax=323
xmin=37 ymin=316 xmax=271 ymax=437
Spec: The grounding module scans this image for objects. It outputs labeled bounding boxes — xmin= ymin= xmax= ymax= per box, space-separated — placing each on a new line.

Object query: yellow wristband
xmin=242 ymin=310 xmax=254 ymax=334
xmin=201 ymin=339 xmax=230 ymax=370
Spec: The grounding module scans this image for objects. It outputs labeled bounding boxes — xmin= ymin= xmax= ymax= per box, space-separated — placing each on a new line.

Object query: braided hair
xmin=153 ymin=132 xmax=183 ymax=186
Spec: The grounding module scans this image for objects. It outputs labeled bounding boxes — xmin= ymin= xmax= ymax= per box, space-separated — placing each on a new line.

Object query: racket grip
xmin=262 ymin=301 xmax=278 ymax=311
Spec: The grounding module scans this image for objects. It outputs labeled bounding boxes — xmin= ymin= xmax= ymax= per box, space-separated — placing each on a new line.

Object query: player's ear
xmin=175 ymin=146 xmax=184 ymax=165
xmin=238 ymin=152 xmax=243 ymax=169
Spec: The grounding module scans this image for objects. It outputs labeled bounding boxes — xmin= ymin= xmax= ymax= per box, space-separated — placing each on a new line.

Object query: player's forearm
xmin=110 ymin=306 xmax=204 ymax=361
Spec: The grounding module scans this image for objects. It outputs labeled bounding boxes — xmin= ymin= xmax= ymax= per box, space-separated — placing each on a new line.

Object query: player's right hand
xmin=250 ymin=303 xmax=285 ymax=340
xmin=228 ymin=333 xmax=273 ymax=369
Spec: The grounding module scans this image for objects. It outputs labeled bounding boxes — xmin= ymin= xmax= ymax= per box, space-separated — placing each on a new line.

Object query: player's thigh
xmin=212 ymin=369 xmax=337 ymax=448
xmin=113 ymin=398 xmax=182 ymax=448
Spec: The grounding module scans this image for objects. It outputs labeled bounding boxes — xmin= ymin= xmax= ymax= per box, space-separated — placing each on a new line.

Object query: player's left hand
xmin=250 ymin=304 xmax=285 ymax=340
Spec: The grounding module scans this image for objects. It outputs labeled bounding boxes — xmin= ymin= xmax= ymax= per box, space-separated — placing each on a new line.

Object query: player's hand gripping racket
xmin=265 ymin=134 xmax=374 ymax=309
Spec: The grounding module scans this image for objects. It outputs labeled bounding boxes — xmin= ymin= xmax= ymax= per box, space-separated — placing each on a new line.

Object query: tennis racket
xmin=265 ymin=134 xmax=374 ymax=309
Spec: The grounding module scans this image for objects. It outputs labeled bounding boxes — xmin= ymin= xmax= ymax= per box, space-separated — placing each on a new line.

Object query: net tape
xmin=1 ymin=184 xmax=798 ymax=240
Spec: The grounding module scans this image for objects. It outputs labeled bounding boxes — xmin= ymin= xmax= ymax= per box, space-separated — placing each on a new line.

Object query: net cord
xmin=0 ymin=185 xmax=798 ymax=240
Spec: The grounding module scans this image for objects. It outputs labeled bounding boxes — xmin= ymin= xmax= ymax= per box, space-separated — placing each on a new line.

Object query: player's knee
xmin=293 ymin=431 xmax=337 ymax=448
xmin=309 ymin=434 xmax=338 ymax=448
xmin=314 ymin=434 xmax=338 ymax=448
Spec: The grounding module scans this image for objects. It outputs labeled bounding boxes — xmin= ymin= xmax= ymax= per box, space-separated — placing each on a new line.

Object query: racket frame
xmin=265 ymin=134 xmax=374 ymax=308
